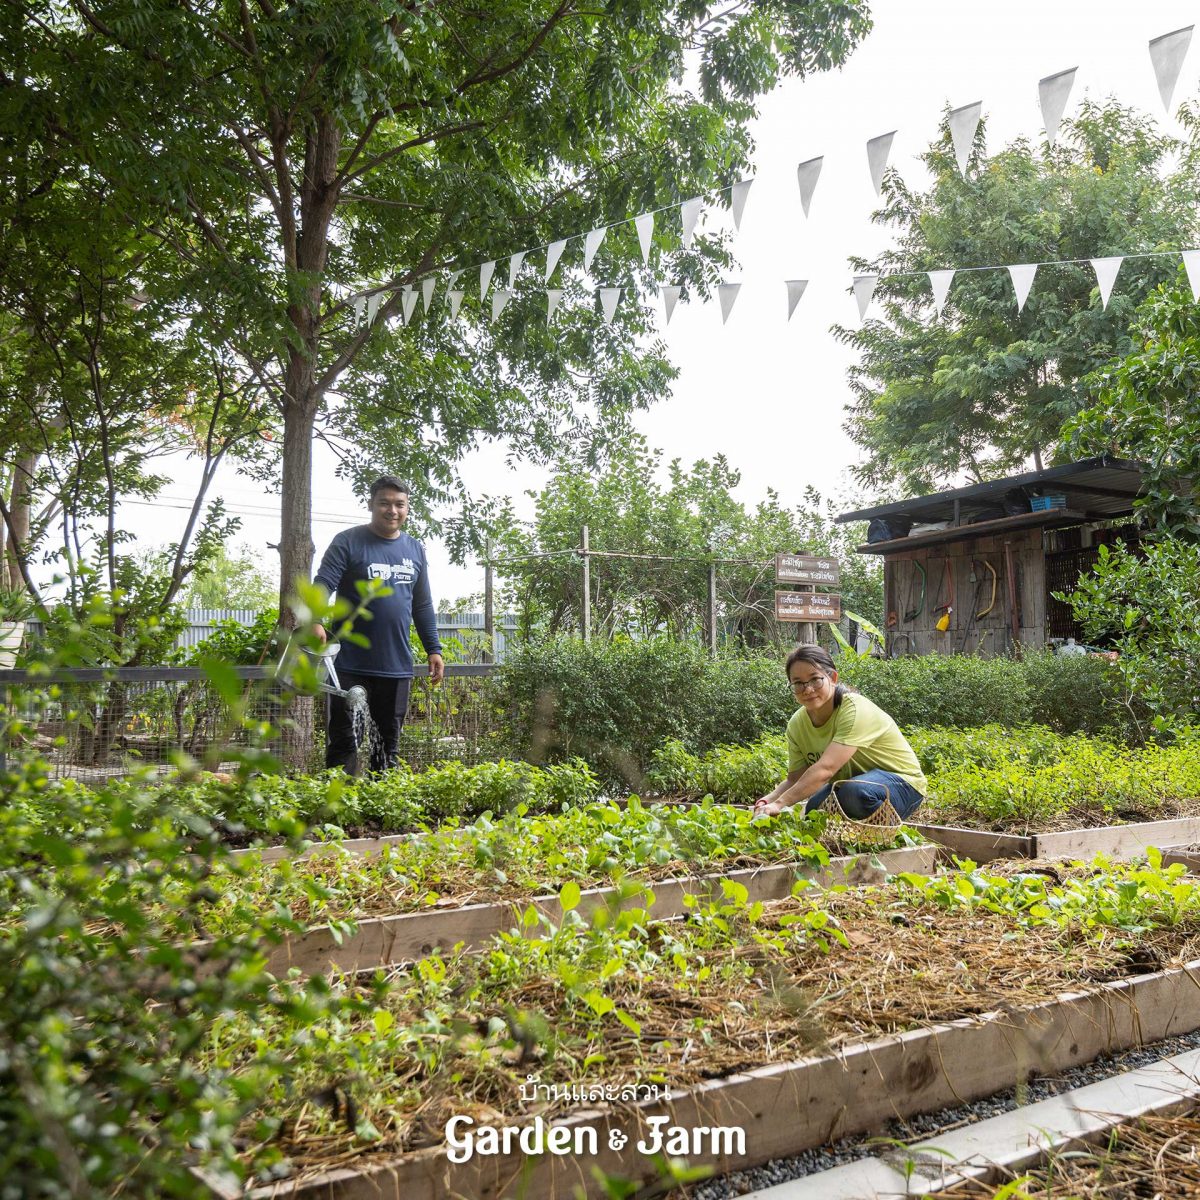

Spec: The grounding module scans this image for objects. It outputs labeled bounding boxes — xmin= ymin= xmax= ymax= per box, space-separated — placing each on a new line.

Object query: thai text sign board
xmin=775 ymin=592 xmax=842 ymax=622
xmin=775 ymin=554 xmax=841 ymax=586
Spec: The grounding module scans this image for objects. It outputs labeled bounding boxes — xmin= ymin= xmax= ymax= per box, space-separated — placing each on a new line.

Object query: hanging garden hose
xmin=903 ymin=561 xmax=926 ymax=623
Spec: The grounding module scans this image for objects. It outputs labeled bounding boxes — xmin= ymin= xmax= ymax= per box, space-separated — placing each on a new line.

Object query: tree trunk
xmin=277 ymin=383 xmax=318 ymax=770
xmin=5 ymin=453 xmax=37 ymax=589
xmin=274 ymin=114 xmax=342 ymax=770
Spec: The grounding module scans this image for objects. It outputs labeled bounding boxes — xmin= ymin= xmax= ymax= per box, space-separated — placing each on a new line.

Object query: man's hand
xmin=427 ymin=653 xmax=445 ymax=685
xmin=312 ymin=623 xmax=328 ymax=645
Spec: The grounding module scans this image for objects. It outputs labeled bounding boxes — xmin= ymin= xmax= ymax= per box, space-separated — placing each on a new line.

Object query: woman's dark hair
xmin=785 ymin=644 xmax=850 ymax=708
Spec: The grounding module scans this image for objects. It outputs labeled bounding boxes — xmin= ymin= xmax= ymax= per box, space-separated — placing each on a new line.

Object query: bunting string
xmin=343 ymin=24 xmax=1194 ymax=331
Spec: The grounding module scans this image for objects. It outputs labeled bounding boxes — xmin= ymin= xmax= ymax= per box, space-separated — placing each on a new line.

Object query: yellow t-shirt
xmin=786 ymin=692 xmax=927 ymax=796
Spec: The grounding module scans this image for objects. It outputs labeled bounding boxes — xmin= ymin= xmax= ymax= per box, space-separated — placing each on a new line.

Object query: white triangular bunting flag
xmin=634 ymin=212 xmax=654 ymax=263
xmin=866 ymin=132 xmax=895 ymax=196
xmin=353 ymin=297 xmax=366 ymax=326
xmin=785 ymin=280 xmax=808 ymax=321
xmin=1038 ymin=68 xmax=1076 ymax=148
xmin=599 ymin=287 xmax=621 ymax=324
xmin=1008 ymin=264 xmax=1038 ymax=313
xmin=796 ymin=157 xmax=822 ymax=217
xmin=948 ymin=101 xmax=982 ymax=177
xmin=660 ymin=285 xmax=681 ymax=324
xmin=928 ymin=270 xmax=954 ymax=318
xmin=1149 ymin=26 xmax=1193 ymax=111
xmin=421 ymin=277 xmax=435 ymax=312
xmin=447 ymin=289 xmax=464 ymax=320
xmin=480 ymin=260 xmax=495 ymax=298
xmin=507 ymin=251 xmax=526 ymax=291
xmin=730 ymin=179 xmax=753 ymax=231
xmin=583 ymin=227 xmax=606 ymax=272
xmin=1182 ymin=250 xmax=1200 ymax=301
xmin=718 ymin=283 xmax=740 ymax=324
xmin=447 ymin=269 xmax=463 ymax=289
xmin=853 ymin=274 xmax=878 ymax=321
xmin=681 ymin=198 xmax=702 ymax=250
xmin=1091 ymin=257 xmax=1123 ymax=309
xmin=491 ymin=289 xmax=512 ymax=322
xmin=366 ymin=294 xmax=380 ymax=326
xmin=402 ymin=286 xmax=419 ymax=324
xmin=546 ymin=289 xmax=564 ymax=320
xmin=544 ymin=239 xmax=567 ymax=282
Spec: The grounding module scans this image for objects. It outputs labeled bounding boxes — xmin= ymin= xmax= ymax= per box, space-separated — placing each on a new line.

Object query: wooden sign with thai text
xmin=774 ymin=591 xmax=842 ymax=622
xmin=774 ymin=554 xmax=841 ymax=586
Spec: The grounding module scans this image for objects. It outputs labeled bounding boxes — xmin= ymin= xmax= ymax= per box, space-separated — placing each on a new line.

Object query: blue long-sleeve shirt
xmin=313 ymin=526 xmax=441 ymax=677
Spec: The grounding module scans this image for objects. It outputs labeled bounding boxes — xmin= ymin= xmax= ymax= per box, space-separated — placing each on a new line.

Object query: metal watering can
xmin=275 ymin=639 xmax=368 ymax=713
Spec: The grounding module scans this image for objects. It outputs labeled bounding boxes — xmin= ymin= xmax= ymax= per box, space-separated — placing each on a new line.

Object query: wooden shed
xmin=836 ymin=457 xmax=1146 ymax=657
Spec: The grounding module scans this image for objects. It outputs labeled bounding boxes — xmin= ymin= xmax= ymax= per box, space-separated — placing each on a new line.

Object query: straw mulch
xmin=937 ymin=1104 xmax=1200 ymax=1198
xmin=254 ymin=886 xmax=1200 ymax=1181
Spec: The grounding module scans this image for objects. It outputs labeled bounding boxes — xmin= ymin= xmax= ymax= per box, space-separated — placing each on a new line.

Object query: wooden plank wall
xmin=884 ymin=528 xmax=1044 ymax=657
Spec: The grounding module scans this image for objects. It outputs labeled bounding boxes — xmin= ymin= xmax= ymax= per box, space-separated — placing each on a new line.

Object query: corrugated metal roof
xmin=836 ymin=456 xmax=1147 ymax=525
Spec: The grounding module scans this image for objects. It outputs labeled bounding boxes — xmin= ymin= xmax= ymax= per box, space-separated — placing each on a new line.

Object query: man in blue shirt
xmin=313 ymin=476 xmax=445 ymax=774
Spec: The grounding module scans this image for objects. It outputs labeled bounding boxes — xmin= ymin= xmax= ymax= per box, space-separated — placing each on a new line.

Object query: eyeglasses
xmin=789 ymin=676 xmax=827 ymax=694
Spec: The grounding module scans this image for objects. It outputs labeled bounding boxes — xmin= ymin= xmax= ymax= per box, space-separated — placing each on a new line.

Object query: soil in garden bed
xmin=216 ymin=870 xmax=1200 ymax=1188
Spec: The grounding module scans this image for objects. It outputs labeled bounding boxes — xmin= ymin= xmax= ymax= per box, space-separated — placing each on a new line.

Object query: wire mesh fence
xmin=0 ymin=665 xmax=508 ymax=784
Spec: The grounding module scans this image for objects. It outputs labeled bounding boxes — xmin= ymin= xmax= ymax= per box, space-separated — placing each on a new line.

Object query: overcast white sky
xmin=117 ymin=0 xmax=1200 ymax=605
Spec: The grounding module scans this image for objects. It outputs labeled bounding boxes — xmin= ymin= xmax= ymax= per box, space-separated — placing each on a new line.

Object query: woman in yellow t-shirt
xmin=752 ymin=645 xmax=927 ymax=820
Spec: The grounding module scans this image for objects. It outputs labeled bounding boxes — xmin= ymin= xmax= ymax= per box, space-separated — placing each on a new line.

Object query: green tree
xmin=8 ymin=0 xmax=872 ymax=633
xmin=184 ymin=542 xmax=279 ymax=610
xmin=837 ymin=99 xmax=1200 ymax=494
xmin=486 ymin=434 xmax=881 ymax=643
xmin=1065 ymin=270 xmax=1200 ymax=540
xmin=1062 ymin=539 xmax=1200 ymax=734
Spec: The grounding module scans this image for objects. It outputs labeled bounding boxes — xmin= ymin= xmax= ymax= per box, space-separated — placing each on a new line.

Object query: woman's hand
xmin=753 ymin=796 xmax=786 ymax=819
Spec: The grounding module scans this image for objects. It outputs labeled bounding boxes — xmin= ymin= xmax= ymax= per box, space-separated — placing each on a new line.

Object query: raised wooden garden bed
xmin=913 ymin=816 xmax=1200 ymax=865
xmin=198 ymin=844 xmax=938 ymax=977
xmin=1164 ymin=845 xmax=1200 ymax=873
xmin=198 ymin=958 xmax=1200 ymax=1200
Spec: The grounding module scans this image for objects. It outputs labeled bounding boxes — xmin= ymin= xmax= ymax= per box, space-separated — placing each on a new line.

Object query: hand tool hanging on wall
xmin=933 ymin=557 xmax=954 ymax=632
xmin=903 ymin=561 xmax=926 ymax=624
xmin=975 ymin=559 xmax=997 ymax=619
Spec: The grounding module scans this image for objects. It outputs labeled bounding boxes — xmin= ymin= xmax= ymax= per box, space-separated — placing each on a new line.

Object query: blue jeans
xmin=805 ymin=769 xmax=925 ymax=820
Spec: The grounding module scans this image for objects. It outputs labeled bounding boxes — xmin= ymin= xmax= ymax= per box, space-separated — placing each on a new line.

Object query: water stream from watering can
xmin=347 ymin=688 xmax=392 ymax=773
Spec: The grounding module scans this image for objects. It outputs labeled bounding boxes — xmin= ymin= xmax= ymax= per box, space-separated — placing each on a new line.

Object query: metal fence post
xmin=707 ymin=550 xmax=718 ymax=656
xmin=483 ymin=541 xmax=495 ymax=665
xmin=581 ymin=525 xmax=591 ymax=643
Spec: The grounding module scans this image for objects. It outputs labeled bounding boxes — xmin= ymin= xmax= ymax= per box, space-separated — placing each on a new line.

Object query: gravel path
xmin=687 ymin=1026 xmax=1200 ymax=1198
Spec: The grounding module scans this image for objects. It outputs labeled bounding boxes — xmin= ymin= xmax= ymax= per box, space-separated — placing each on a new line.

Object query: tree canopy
xmin=485 ymin=434 xmax=882 ymax=643
xmin=6 ymin=0 xmax=872 ymax=627
xmin=1065 ymin=270 xmax=1200 ymax=541
xmin=836 ymin=99 xmax=1200 ymax=495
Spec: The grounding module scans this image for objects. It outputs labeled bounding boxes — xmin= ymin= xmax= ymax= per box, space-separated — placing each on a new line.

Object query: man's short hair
xmin=369 ymin=475 xmax=409 ymax=499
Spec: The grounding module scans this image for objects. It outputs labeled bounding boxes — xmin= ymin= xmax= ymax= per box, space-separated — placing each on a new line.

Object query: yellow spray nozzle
xmin=936 ymin=607 xmax=952 ymax=632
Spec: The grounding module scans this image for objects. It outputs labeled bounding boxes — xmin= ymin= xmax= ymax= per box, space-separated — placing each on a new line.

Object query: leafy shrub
xmin=0 ymin=741 xmax=344 ymax=1198
xmin=489 ymin=637 xmax=790 ymax=788
xmin=1062 ymin=539 xmax=1200 ymax=735
xmin=185 ymin=609 xmax=281 ymax=666
xmin=839 ymin=651 xmax=1134 ymax=738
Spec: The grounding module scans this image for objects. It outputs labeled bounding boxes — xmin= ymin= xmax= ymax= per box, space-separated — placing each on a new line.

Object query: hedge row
xmin=488 ymin=638 xmax=1141 ymax=787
